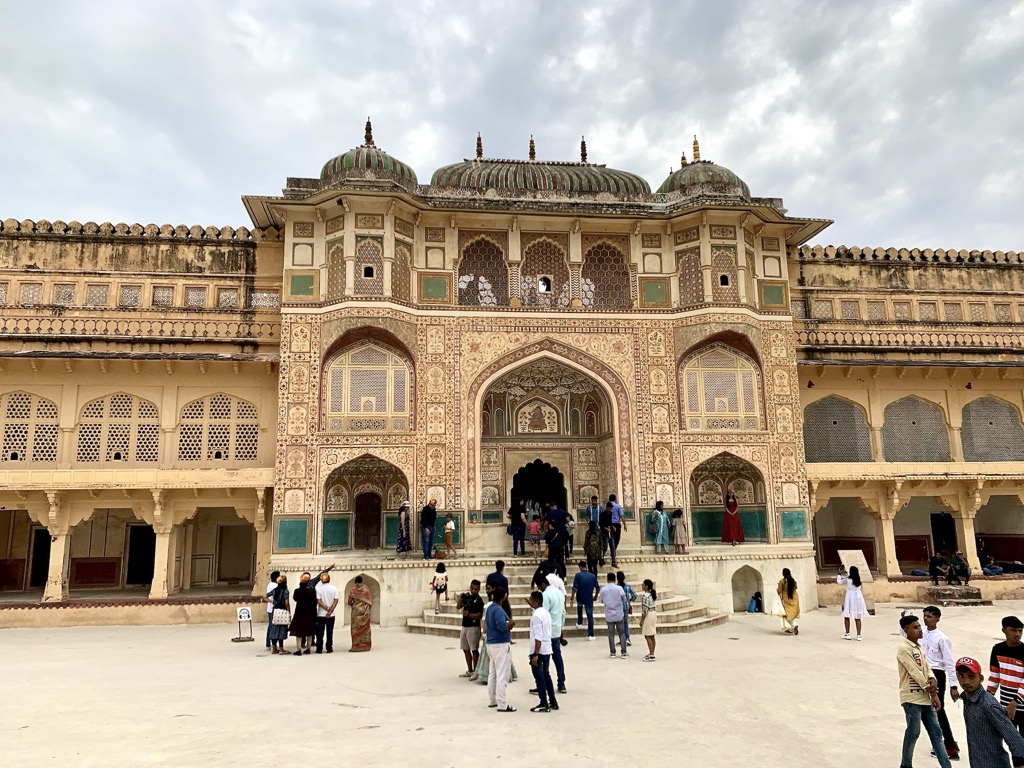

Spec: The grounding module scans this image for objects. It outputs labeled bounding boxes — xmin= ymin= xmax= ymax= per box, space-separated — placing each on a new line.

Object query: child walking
xmin=430 ymin=562 xmax=448 ymax=614
xmin=443 ymin=512 xmax=458 ymax=559
xmin=528 ymin=514 xmax=542 ymax=557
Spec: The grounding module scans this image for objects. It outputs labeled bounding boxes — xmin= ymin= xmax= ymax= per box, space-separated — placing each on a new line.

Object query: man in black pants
xmin=420 ymin=498 xmax=437 ymax=560
xmin=921 ymin=606 xmax=961 ymax=762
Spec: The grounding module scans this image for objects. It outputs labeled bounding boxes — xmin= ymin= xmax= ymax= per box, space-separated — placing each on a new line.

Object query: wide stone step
xmin=406 ymin=611 xmax=729 ymax=638
xmin=431 ymin=593 xmax=690 ymax=618
xmin=416 ymin=603 xmax=710 ymax=630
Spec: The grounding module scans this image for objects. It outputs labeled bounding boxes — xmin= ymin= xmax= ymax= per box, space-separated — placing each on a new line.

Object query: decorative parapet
xmin=795 ymin=327 xmax=1024 ymax=353
xmin=0 ymin=219 xmax=282 ymax=241
xmin=797 ymin=245 xmax=1023 ymax=265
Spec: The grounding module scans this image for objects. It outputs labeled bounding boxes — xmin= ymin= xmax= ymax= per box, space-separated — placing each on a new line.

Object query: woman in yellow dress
xmin=776 ymin=568 xmax=800 ymax=635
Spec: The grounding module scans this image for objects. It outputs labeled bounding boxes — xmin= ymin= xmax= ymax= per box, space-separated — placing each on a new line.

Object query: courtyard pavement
xmin=5 ymin=600 xmax=1024 ymax=767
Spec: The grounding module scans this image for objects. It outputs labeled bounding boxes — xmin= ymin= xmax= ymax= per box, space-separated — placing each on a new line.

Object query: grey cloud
xmin=0 ymin=0 xmax=1021 ymax=249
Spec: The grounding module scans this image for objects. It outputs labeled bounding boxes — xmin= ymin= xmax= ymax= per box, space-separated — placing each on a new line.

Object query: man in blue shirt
xmin=570 ymin=561 xmax=600 ymax=639
xmin=485 ymin=587 xmax=516 ymax=712
xmin=585 ymin=495 xmax=602 ymax=526
xmin=608 ymin=494 xmax=626 ymax=568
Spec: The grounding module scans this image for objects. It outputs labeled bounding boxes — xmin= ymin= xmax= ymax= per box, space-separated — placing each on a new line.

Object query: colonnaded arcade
xmin=1 ymin=122 xmax=1022 ymax=625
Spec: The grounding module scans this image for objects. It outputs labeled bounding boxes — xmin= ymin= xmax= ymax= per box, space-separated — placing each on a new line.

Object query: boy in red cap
xmin=956 ymin=655 xmax=1024 ymax=767
xmin=989 ymin=615 xmax=1024 ymax=738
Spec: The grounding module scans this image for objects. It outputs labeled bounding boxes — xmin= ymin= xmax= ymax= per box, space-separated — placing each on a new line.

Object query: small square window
xmin=362 ymin=265 xmax=375 ymax=279
xmin=217 ymin=287 xmax=239 ymax=308
xmin=53 ymin=284 xmax=76 ymax=305
xmin=86 ymin=284 xmax=109 ymax=307
xmin=719 ymin=274 xmax=730 ymax=287
xmin=184 ymin=286 xmax=207 ymax=308
xmin=152 ymin=285 xmax=174 ymax=307
xmin=119 ymin=284 xmax=142 ymax=307
xmin=19 ymin=283 xmax=42 ymax=305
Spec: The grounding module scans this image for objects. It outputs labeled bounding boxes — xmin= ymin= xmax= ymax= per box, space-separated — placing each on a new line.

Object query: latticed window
xmin=19 ymin=283 xmax=42 ymax=305
xmin=75 ymin=393 xmax=160 ymax=463
xmin=961 ymin=397 xmax=1024 ymax=462
xmin=1 ymin=392 xmax=59 ymax=463
xmin=53 ymin=284 xmax=76 ymax=306
xmin=323 ymin=342 xmax=412 ymax=432
xmin=710 ymin=247 xmax=739 ymax=303
xmin=881 ymin=396 xmax=950 ymax=462
xmin=679 ymin=347 xmax=760 ymax=431
xmin=152 ymin=286 xmax=174 ymax=307
xmin=249 ymin=290 xmax=280 ymax=308
xmin=803 ymin=396 xmax=873 ymax=462
xmin=86 ymin=284 xmax=109 ymax=307
xmin=217 ymin=287 xmax=240 ymax=308
xmin=119 ymin=284 xmax=142 ymax=307
xmin=581 ymin=243 xmax=630 ymax=309
xmin=0 ymin=282 xmax=8 ymax=304
xmin=458 ymin=237 xmax=508 ymax=307
xmin=184 ymin=286 xmax=207 ymax=308
xmin=353 ymin=238 xmax=384 ymax=295
xmin=177 ymin=393 xmax=259 ymax=462
xmin=392 ymin=242 xmax=412 ymax=302
xmin=520 ymin=239 xmax=569 ymax=307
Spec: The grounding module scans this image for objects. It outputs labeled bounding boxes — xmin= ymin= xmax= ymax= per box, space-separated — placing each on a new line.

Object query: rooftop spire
xmin=680 ymin=151 xmax=688 ymax=167
xmin=529 ymin=135 xmax=536 ymax=161
xmin=364 ymin=117 xmax=375 ymax=147
xmin=692 ymin=135 xmax=700 ymax=162
xmin=580 ymin=136 xmax=588 ymax=163
xmin=476 ymin=132 xmax=483 ymax=160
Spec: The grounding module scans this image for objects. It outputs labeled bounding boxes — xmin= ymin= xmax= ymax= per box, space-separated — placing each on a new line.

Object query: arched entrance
xmin=324 ymin=454 xmax=409 ymax=551
xmin=511 ymin=459 xmax=567 ymax=511
xmin=354 ymin=493 xmax=383 ymax=549
xmin=475 ymin=354 xmax=617 ymax=513
xmin=689 ymin=453 xmax=768 ymax=543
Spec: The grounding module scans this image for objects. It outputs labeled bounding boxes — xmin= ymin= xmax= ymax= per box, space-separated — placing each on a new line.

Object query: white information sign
xmin=237 ymin=607 xmax=252 ymax=622
xmin=836 ymin=550 xmax=874 ymax=582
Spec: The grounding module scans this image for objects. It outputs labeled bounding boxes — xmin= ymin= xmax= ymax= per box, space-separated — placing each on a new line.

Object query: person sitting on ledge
xmin=981 ymin=555 xmax=1004 ymax=576
xmin=929 ymin=551 xmax=951 ymax=586
xmin=948 ymin=551 xmax=971 ymax=586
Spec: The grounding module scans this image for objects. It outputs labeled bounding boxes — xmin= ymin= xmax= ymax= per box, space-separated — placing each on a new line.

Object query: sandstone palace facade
xmin=1 ymin=123 xmax=1022 ymax=622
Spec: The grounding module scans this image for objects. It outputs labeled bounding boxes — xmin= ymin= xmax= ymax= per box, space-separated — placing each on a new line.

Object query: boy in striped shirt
xmin=989 ymin=615 xmax=1024 ymax=738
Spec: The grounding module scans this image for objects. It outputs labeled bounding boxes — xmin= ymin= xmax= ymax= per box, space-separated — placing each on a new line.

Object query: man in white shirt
xmin=527 ymin=591 xmax=558 ymax=712
xmin=314 ymin=573 xmax=340 ymax=654
xmin=264 ymin=570 xmax=280 ymax=649
xmin=922 ymin=605 xmax=962 ymax=762
xmin=543 ymin=573 xmax=568 ymax=695
xmin=599 ymin=572 xmax=628 ymax=658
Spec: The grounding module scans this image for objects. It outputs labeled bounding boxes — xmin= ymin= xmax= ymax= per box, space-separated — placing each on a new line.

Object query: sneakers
xmin=557 ymin=687 xmax=567 ymax=694
xmin=587 ymin=636 xmax=595 ymax=641
xmin=621 ymin=653 xmax=629 ymax=659
xmin=643 ymin=655 xmax=656 ymax=662
xmin=626 ymin=639 xmax=632 ymax=646
xmin=609 ymin=653 xmax=617 ymax=658
xmin=459 ymin=671 xmax=473 ymax=678
xmin=856 ymin=635 xmax=863 ymax=641
xmin=529 ymin=688 xmax=539 ymax=694
xmin=575 ymin=623 xmax=584 ymax=629
xmin=843 ymin=633 xmax=851 ymax=640
xmin=931 ymin=751 xmax=960 ymax=761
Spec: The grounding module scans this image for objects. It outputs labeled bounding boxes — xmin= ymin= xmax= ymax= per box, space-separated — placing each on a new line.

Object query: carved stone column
xmin=42 ymin=491 xmax=70 ymax=602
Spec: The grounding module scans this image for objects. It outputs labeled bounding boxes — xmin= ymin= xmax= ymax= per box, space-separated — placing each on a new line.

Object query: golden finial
xmin=680 ymin=152 xmax=688 ymax=167
xmin=580 ymin=136 xmax=588 ymax=163
xmin=364 ymin=117 xmax=375 ymax=147
xmin=529 ymin=135 xmax=536 ymax=161
xmin=692 ymin=135 xmax=700 ymax=161
xmin=476 ymin=132 xmax=483 ymax=160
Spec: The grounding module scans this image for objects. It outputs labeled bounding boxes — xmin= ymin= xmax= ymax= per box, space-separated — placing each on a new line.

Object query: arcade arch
xmin=323 ymin=455 xmax=409 ymax=551
xmin=688 ymin=453 xmax=767 ymax=543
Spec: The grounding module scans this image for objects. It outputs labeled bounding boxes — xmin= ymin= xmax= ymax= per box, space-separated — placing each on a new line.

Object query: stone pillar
xmin=870 ymin=428 xmax=884 ymax=462
xmin=42 ymin=531 xmax=72 ymax=602
xmin=873 ymin=513 xmax=901 ymax=577
xmin=149 ymin=526 xmax=177 ymax=600
xmin=179 ymin=523 xmax=194 ymax=591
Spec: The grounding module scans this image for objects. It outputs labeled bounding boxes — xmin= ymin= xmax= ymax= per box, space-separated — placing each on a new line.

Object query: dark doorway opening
xmin=354 ymin=493 xmax=383 ymax=549
xmin=125 ymin=524 xmax=156 ymax=586
xmin=930 ymin=512 xmax=957 ymax=556
xmin=511 ymin=459 xmax=567 ymax=510
xmin=29 ymin=527 xmax=52 ymax=588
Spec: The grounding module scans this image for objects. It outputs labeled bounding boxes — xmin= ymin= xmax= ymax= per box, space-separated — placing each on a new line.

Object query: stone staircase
xmin=406 ymin=564 xmax=728 ymax=638
xmin=916 ymin=584 xmax=992 ymax=607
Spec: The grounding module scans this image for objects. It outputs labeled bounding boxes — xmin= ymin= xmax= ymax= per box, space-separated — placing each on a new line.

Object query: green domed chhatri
xmin=657 ymin=137 xmax=750 ymax=199
xmin=319 ymin=119 xmax=418 ymax=189
xmin=431 ymin=135 xmax=651 ymax=196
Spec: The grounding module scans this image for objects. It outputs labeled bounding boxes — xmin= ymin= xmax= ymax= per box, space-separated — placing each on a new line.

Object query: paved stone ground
xmin=5 ymin=601 xmax=1024 ymax=767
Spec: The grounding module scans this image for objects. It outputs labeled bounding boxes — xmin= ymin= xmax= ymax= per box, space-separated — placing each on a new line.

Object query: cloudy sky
xmin=1 ymin=0 xmax=1021 ymax=249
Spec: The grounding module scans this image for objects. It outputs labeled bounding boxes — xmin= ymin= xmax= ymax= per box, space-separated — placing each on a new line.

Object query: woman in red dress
xmin=721 ymin=491 xmax=745 ymax=545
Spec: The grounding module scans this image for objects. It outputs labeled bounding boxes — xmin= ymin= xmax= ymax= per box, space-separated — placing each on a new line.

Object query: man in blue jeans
xmin=420 ymin=498 xmax=437 ymax=560
xmin=897 ymin=614 xmax=952 ymax=768
xmin=570 ymin=561 xmax=599 ymax=639
xmin=527 ymin=591 xmax=558 ymax=712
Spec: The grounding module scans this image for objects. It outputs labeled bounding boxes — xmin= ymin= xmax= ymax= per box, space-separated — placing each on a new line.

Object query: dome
xmin=430 ymin=136 xmax=651 ymax=196
xmin=657 ymin=137 xmax=750 ymax=199
xmin=319 ymin=119 xmax=418 ymax=189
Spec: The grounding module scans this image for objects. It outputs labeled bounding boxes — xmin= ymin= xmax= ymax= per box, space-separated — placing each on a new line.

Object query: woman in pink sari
xmin=721 ymin=491 xmax=745 ymax=545
xmin=347 ymin=576 xmax=373 ymax=652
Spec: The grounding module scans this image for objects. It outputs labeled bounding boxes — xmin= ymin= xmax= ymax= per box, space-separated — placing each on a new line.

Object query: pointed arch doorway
xmin=511 ymin=459 xmax=567 ymax=511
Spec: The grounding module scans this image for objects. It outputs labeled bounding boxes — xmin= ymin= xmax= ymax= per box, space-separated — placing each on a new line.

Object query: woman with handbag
xmin=269 ymin=574 xmax=291 ymax=655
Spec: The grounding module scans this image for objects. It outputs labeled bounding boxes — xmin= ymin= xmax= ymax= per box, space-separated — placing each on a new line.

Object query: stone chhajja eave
xmin=0 ymin=466 xmax=276 ymax=491
xmin=0 ymin=350 xmax=280 ymax=362
xmin=798 ymin=244 xmax=1023 ymax=266
xmin=0 ymin=218 xmax=282 ymax=242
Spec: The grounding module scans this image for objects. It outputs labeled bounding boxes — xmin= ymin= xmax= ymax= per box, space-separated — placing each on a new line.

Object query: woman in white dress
xmin=837 ymin=566 xmax=868 ymax=640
